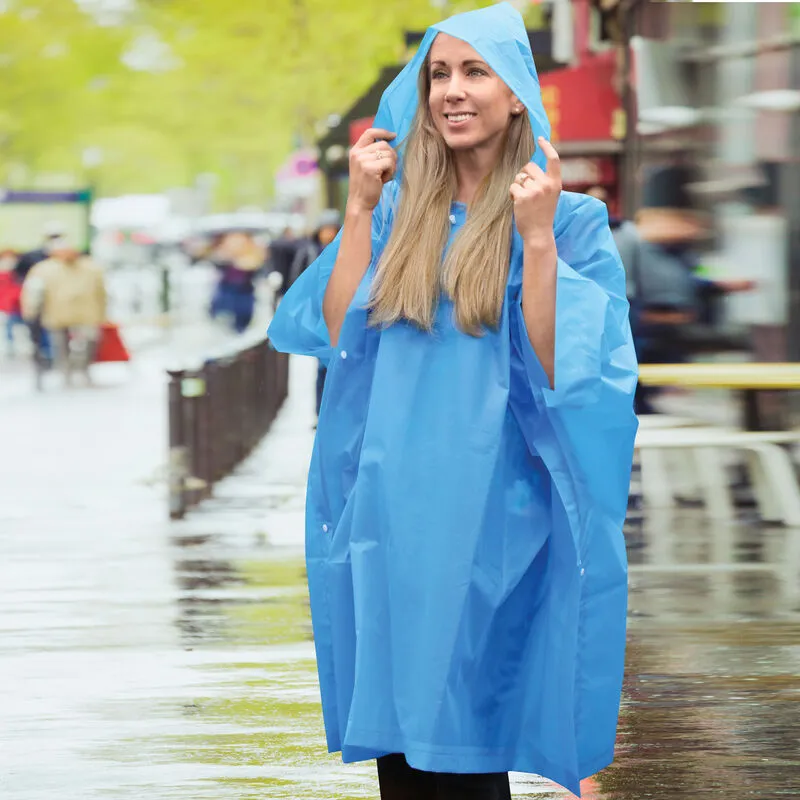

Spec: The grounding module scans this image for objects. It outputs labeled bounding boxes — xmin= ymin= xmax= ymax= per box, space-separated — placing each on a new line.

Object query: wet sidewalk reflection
xmin=1 ymin=356 xmax=798 ymax=798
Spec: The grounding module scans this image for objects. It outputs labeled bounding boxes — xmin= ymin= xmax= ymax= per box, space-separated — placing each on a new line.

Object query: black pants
xmin=377 ymin=753 xmax=512 ymax=800
xmin=633 ymin=324 xmax=685 ymax=415
xmin=315 ymin=363 xmax=327 ymax=417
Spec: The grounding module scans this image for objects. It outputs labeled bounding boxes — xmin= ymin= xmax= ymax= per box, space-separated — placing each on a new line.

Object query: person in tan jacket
xmin=21 ymin=237 xmax=107 ymax=386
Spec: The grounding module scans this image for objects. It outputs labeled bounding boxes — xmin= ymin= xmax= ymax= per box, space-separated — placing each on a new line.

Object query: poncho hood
xmin=373 ymin=2 xmax=551 ymax=173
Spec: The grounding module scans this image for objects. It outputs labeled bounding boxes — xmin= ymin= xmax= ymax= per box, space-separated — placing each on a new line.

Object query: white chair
xmin=635 ymin=428 xmax=800 ymax=526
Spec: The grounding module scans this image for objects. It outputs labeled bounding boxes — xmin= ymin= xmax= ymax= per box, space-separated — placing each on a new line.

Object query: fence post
xmin=205 ymin=359 xmax=222 ymax=485
xmin=181 ymin=368 xmax=206 ymax=508
xmin=196 ymin=360 xmax=212 ymax=501
xmin=167 ymin=369 xmax=187 ymax=520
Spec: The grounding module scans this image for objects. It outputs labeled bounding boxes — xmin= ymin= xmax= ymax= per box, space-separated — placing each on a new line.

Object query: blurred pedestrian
xmin=0 ymin=248 xmax=24 ymax=356
xmin=20 ymin=237 xmax=107 ymax=388
xmin=288 ymin=210 xmax=342 ymax=287
xmin=289 ymin=209 xmax=342 ymax=420
xmin=633 ymin=166 xmax=754 ymax=413
xmin=268 ymin=5 xmax=637 ymax=798
xmin=13 ymin=221 xmax=65 ymax=282
xmin=14 ymin=222 xmax=66 ymax=363
xmin=209 ymin=232 xmax=265 ymax=333
xmin=266 ymin=230 xmax=301 ymax=309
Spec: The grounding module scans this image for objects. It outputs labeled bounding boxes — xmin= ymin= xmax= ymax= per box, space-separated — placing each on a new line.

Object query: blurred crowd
xmin=0 ymin=175 xmax=765 ymax=412
xmin=0 ymin=210 xmax=342 ymax=398
xmin=0 ymin=150 xmax=777 ymax=417
xmin=0 ymin=178 xmax=761 ymax=408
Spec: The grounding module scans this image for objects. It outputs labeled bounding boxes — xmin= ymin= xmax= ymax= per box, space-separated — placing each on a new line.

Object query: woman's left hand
xmin=510 ymin=137 xmax=562 ymax=248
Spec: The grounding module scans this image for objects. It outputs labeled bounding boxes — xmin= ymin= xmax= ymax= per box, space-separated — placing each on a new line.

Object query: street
xmin=4 ymin=2 xmax=800 ymax=797
xmin=1 ymin=347 xmax=799 ymax=799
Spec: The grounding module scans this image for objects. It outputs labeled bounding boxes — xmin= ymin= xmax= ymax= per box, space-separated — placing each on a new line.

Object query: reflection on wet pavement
xmin=160 ymin=515 xmax=800 ymax=800
xmin=2 ymin=357 xmax=799 ymax=798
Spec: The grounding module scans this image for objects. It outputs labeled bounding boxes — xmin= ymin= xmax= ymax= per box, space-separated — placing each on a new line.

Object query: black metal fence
xmin=167 ymin=338 xmax=289 ymax=519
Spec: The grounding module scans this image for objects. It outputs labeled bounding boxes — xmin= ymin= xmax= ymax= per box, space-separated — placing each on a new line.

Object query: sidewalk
xmin=1 ymin=342 xmax=798 ymax=799
xmin=0 ymin=343 xmax=325 ymax=799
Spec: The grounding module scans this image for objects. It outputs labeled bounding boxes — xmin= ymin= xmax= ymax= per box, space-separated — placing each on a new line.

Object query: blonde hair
xmin=368 ymin=57 xmax=536 ymax=336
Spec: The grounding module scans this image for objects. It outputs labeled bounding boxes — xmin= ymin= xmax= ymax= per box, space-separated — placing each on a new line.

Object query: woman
xmin=269 ymin=4 xmax=637 ymax=798
xmin=209 ymin=231 xmax=264 ymax=333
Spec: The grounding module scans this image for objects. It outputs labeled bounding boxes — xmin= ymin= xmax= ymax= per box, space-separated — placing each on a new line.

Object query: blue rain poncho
xmin=268 ymin=3 xmax=637 ymax=795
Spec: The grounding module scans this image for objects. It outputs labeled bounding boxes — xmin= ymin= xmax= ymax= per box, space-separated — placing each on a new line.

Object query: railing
xmin=167 ymin=336 xmax=289 ymax=519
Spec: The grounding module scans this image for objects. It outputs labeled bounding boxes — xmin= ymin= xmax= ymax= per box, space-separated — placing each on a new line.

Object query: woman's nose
xmin=445 ymin=76 xmax=466 ymax=102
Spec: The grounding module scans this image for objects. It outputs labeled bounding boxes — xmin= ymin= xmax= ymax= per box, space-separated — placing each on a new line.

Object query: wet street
xmin=1 ymin=351 xmax=799 ymax=799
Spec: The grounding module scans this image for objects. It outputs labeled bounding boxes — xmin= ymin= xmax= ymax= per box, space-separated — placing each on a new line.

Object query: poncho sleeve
xmin=510 ymin=192 xmax=638 ymax=517
xmin=267 ymin=183 xmax=397 ymax=364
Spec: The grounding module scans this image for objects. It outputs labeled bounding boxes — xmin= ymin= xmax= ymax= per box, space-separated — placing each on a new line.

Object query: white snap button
xmin=340 ymin=350 xmax=347 ymax=359
xmin=449 ymin=214 xmax=456 ymax=224
xmin=580 ymin=568 xmax=585 ymax=577
xmin=322 ymin=524 xmax=328 ymax=532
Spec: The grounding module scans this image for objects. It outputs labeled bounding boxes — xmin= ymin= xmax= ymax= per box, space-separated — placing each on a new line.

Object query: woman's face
xmin=428 ymin=34 xmax=521 ymax=154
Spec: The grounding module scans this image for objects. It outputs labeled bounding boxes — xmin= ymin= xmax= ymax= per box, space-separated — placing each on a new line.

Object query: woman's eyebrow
xmin=430 ymin=59 xmax=490 ymax=69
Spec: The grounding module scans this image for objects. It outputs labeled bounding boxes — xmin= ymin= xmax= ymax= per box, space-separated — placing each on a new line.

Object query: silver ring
xmin=516 ymin=172 xmax=531 ymax=186
xmin=376 ymin=151 xmax=385 ymax=160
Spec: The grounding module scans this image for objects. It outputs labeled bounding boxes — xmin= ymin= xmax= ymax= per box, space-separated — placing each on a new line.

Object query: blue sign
xmin=0 ymin=189 xmax=91 ymax=204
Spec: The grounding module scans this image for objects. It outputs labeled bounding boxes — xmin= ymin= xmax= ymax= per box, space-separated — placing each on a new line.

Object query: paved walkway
xmin=1 ymin=343 xmax=799 ymax=799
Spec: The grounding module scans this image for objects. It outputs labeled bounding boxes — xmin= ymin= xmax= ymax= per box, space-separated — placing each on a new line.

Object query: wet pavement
xmin=1 ymin=352 xmax=799 ymax=799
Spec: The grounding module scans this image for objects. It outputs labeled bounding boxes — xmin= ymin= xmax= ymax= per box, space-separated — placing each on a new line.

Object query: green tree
xmin=1 ymin=0 xmax=498 ymax=202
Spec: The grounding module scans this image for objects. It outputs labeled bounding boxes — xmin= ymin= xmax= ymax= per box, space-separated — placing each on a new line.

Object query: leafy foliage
xmin=0 ymin=0 xmax=500 ymax=203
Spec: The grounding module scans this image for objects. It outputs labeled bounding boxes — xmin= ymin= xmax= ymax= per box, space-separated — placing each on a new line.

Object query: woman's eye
xmin=468 ymin=68 xmax=487 ymax=77
xmin=431 ymin=71 xmax=447 ymax=80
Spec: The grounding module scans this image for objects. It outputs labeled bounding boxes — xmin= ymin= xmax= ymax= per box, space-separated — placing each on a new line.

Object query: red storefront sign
xmin=538 ymin=52 xmax=623 ymax=143
xmin=349 ymin=116 xmax=375 ymax=145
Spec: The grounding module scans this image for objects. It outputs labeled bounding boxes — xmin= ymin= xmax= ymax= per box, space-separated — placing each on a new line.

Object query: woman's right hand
xmin=346 ymin=128 xmax=397 ymax=214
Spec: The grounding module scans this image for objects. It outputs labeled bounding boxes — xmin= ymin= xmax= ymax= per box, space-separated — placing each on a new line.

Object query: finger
xmin=522 ymin=161 xmax=546 ymax=181
xmin=360 ymin=158 xmax=390 ymax=177
xmin=362 ymin=141 xmax=396 ymax=157
xmin=358 ymin=151 xmax=395 ymax=175
xmin=356 ymin=128 xmax=397 ymax=148
xmin=360 ymin=145 xmax=396 ymax=172
xmin=382 ymin=162 xmax=397 ymax=184
xmin=512 ymin=172 xmax=533 ymax=191
xmin=509 ymin=183 xmax=527 ymax=202
xmin=363 ymin=139 xmax=394 ymax=150
xmin=537 ymin=137 xmax=561 ymax=180
xmin=363 ymin=161 xmax=396 ymax=186
xmin=357 ymin=143 xmax=395 ymax=161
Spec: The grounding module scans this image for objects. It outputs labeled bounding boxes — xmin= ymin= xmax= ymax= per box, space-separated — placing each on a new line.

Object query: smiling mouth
xmin=444 ymin=113 xmax=477 ymax=123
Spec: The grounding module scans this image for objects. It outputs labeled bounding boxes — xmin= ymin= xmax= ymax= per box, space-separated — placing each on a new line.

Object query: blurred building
xmin=628 ymin=1 xmax=800 ymax=361
xmin=314 ymin=1 xmax=800 ymax=365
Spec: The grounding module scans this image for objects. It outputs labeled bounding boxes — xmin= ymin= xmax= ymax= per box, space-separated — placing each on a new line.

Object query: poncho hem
xmin=336 ymin=728 xmax=613 ymax=796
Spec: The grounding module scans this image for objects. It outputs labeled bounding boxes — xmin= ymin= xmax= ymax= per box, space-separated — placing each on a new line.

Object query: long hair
xmin=368 ymin=57 xmax=536 ymax=335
